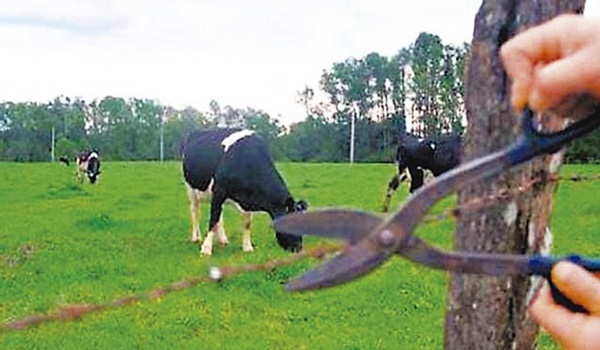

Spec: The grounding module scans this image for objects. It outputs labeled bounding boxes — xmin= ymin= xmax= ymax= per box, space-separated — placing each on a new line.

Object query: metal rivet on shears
xmin=378 ymin=229 xmax=396 ymax=247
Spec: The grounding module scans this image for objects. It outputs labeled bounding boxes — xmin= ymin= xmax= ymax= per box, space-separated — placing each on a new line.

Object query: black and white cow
xmin=382 ymin=133 xmax=462 ymax=212
xmin=181 ymin=128 xmax=307 ymax=256
xmin=76 ymin=150 xmax=101 ymax=184
xmin=59 ymin=156 xmax=70 ymax=166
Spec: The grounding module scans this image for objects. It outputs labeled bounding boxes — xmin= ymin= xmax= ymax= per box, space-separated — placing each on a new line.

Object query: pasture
xmin=1 ymin=161 xmax=599 ymax=349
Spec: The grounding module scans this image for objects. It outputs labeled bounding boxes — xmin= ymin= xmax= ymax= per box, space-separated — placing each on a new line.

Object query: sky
xmin=2 ymin=0 xmax=600 ymax=126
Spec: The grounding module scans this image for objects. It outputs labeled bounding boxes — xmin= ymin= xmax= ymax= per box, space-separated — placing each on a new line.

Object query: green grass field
xmin=1 ymin=161 xmax=599 ymax=349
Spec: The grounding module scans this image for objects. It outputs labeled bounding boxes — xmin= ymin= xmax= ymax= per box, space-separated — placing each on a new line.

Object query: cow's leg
xmin=408 ymin=166 xmax=425 ymax=193
xmin=201 ymin=191 xmax=226 ymax=256
xmin=230 ymin=202 xmax=252 ymax=252
xmin=215 ymin=212 xmax=229 ymax=246
xmin=241 ymin=212 xmax=253 ymax=252
xmin=76 ymin=167 xmax=84 ymax=183
xmin=186 ymin=184 xmax=202 ymax=243
xmin=382 ymin=174 xmax=399 ymax=213
xmin=76 ymin=159 xmax=89 ymax=184
xmin=383 ymin=165 xmax=409 ymax=212
xmin=423 ymin=170 xmax=435 ymax=185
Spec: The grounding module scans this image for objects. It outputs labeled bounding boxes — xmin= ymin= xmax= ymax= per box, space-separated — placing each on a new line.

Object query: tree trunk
xmin=444 ymin=1 xmax=586 ymax=349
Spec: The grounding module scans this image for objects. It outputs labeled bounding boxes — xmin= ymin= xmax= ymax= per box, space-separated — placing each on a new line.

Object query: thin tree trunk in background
xmin=444 ymin=1 xmax=586 ymax=349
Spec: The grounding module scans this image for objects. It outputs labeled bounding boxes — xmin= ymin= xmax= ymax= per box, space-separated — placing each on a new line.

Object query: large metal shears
xmin=274 ymin=106 xmax=600 ymax=313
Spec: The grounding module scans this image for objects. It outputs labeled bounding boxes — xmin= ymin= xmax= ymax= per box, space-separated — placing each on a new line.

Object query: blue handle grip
xmin=529 ymin=255 xmax=600 ymax=313
xmin=508 ymin=107 xmax=600 ymax=166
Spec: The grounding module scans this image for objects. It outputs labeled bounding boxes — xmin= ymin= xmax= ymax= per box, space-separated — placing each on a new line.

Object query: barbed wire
xmin=1 ymin=172 xmax=599 ymax=333
xmin=557 ymin=173 xmax=600 ymax=182
xmin=422 ymin=173 xmax=600 ymax=223
xmin=0 ymin=244 xmax=341 ymax=334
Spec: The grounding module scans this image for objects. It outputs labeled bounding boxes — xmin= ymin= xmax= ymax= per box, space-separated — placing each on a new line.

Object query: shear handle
xmin=406 ymin=238 xmax=600 ymax=313
xmin=527 ymin=255 xmax=600 ymax=313
xmin=509 ymin=107 xmax=600 ymax=165
xmin=401 ymin=236 xmax=600 ymax=313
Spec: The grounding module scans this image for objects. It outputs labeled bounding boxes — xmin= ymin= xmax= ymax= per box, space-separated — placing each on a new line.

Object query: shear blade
xmin=285 ymin=233 xmax=393 ymax=291
xmin=273 ymin=209 xmax=383 ymax=244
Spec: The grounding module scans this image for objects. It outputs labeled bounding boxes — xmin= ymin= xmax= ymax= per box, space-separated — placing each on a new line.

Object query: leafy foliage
xmin=0 ymin=98 xmax=281 ymax=162
xmin=288 ymin=32 xmax=469 ymax=163
xmin=565 ymin=128 xmax=600 ymax=163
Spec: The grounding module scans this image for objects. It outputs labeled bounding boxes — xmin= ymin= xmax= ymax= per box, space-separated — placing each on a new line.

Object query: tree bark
xmin=444 ymin=1 xmax=586 ymax=349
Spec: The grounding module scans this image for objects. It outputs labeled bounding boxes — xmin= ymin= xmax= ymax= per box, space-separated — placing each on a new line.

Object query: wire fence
xmin=1 ymin=173 xmax=598 ymax=333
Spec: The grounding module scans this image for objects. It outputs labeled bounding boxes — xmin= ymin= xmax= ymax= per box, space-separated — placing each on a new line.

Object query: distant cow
xmin=58 ymin=156 xmax=70 ymax=166
xmin=181 ymin=128 xmax=308 ymax=256
xmin=76 ymin=150 xmax=101 ymax=184
xmin=382 ymin=133 xmax=461 ymax=212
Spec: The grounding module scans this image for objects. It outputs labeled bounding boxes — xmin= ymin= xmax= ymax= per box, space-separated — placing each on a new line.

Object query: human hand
xmin=529 ymin=261 xmax=600 ymax=349
xmin=501 ymin=14 xmax=600 ymax=114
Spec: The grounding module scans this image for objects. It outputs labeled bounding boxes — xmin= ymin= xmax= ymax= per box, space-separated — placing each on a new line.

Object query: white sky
xmin=2 ymin=0 xmax=600 ymax=125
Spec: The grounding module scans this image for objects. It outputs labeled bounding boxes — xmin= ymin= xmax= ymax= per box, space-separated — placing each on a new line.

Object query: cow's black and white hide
xmin=76 ymin=151 xmax=101 ymax=184
xmin=382 ymin=133 xmax=461 ymax=212
xmin=59 ymin=156 xmax=70 ymax=166
xmin=181 ymin=128 xmax=308 ymax=256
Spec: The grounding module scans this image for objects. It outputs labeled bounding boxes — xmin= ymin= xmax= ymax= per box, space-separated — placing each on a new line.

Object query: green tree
xmin=163 ymin=105 xmax=210 ymax=159
xmin=131 ymin=98 xmax=162 ymax=160
xmin=410 ymin=32 xmax=445 ymax=136
xmin=439 ymin=45 xmax=467 ymax=135
xmin=242 ymin=108 xmax=282 ymax=141
xmin=97 ymin=96 xmax=133 ymax=160
xmin=276 ymin=116 xmax=343 ymax=162
xmin=389 ymin=48 xmax=411 ymax=132
xmin=566 ymin=128 xmax=600 ymax=162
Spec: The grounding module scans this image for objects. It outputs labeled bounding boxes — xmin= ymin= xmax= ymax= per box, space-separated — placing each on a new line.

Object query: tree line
xmin=0 ymin=96 xmax=285 ymax=162
xmin=1 ymin=31 xmax=598 ymax=163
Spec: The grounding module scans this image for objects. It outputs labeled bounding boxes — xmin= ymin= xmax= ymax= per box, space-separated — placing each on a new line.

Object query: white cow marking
xmin=222 ymin=130 xmax=255 ymax=152
xmin=186 ymin=179 xmax=252 ymax=256
xmin=88 ymin=151 xmax=99 ymax=160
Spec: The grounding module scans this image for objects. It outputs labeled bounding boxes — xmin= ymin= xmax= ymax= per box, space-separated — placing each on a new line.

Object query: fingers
xmin=529 ymin=284 xmax=589 ymax=349
xmin=529 ymin=283 xmax=581 ymax=328
xmin=501 ymin=14 xmax=600 ymax=112
xmin=552 ymin=261 xmax=600 ymax=314
xmin=500 ymin=39 xmax=534 ymax=110
xmin=529 ymin=278 xmax=600 ymax=350
xmin=501 ymin=14 xmax=581 ymax=110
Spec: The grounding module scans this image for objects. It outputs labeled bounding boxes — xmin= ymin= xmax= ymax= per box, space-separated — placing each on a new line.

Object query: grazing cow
xmin=181 ymin=128 xmax=308 ymax=256
xmin=382 ymin=133 xmax=462 ymax=212
xmin=58 ymin=156 xmax=70 ymax=166
xmin=76 ymin=150 xmax=101 ymax=184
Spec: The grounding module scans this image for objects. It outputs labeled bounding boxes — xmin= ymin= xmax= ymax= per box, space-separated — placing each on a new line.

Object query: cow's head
xmin=274 ymin=198 xmax=309 ymax=252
